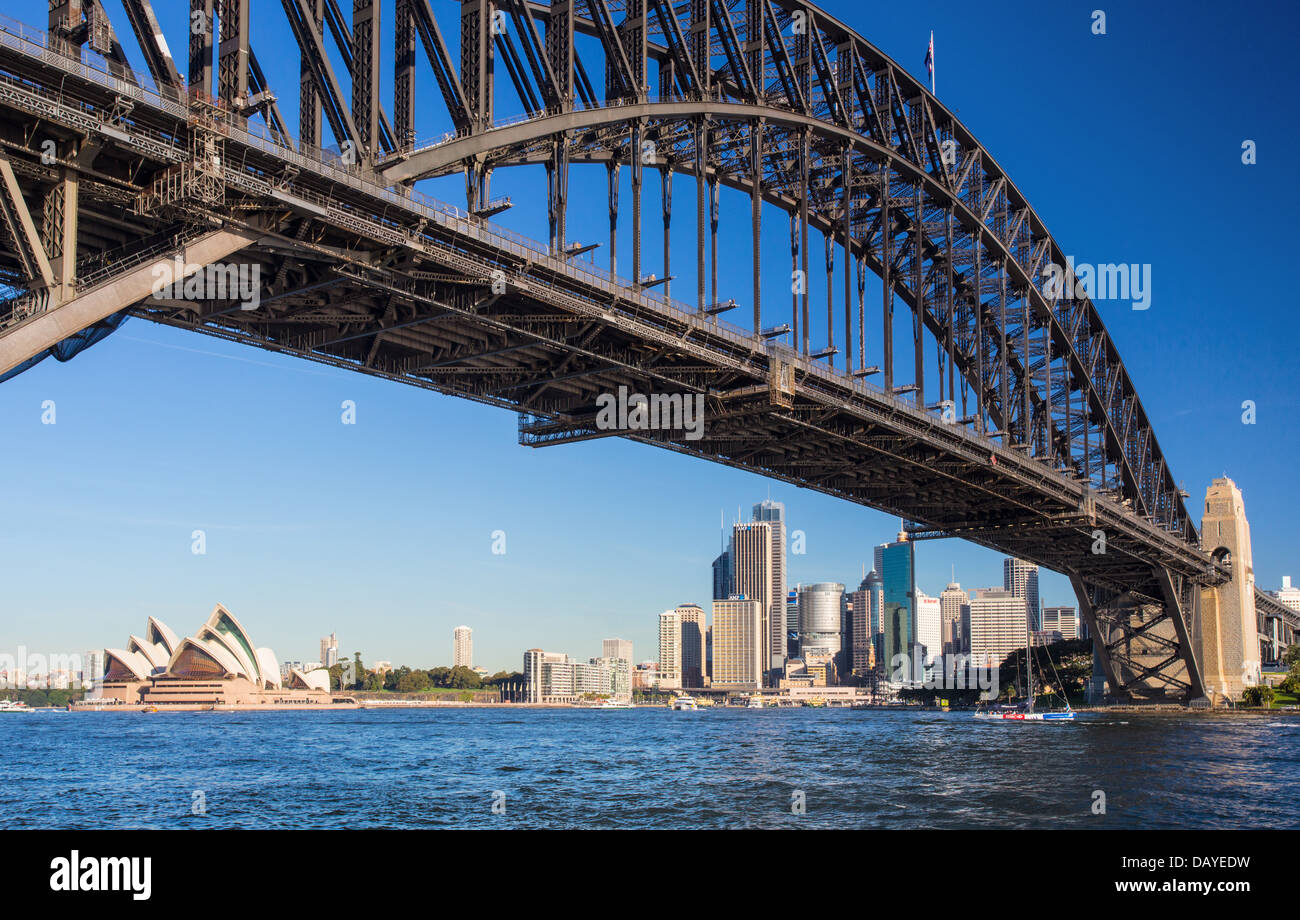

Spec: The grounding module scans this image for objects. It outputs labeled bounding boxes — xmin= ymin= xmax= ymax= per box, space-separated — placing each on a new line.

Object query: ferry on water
xmin=0 ymin=700 xmax=32 ymax=712
xmin=670 ymin=695 xmax=699 ymax=711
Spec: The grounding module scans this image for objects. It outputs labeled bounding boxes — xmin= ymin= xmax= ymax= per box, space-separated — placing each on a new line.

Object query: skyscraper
xmin=453 ymin=625 xmax=472 ymax=668
xmin=753 ymin=499 xmax=788 ymax=675
xmin=712 ymin=549 xmax=732 ymax=601
xmin=879 ymin=533 xmax=914 ymax=677
xmin=968 ymin=590 xmax=1028 ymax=668
xmin=1003 ymin=558 xmax=1041 ymax=631
xmin=676 ymin=603 xmax=707 ymax=688
xmin=797 ymin=582 xmax=844 ymax=663
xmin=602 ymin=638 xmax=633 ymax=665
xmin=1271 ymin=576 xmax=1300 ymax=614
xmin=915 ymin=590 xmax=942 ymax=667
xmin=320 ymin=633 xmax=339 ymax=668
xmin=732 ymin=520 xmax=775 ymax=684
xmin=1041 ymin=606 xmax=1079 ymax=641
xmin=658 ymin=609 xmax=682 ymax=689
xmin=711 ymin=598 xmax=763 ymax=687
xmin=939 ymin=582 xmax=969 ymax=656
xmin=844 ymin=574 xmax=877 ymax=674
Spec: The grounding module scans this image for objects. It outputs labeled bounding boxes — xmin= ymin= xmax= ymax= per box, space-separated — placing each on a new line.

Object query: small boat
xmin=670 ymin=695 xmax=699 ymax=711
xmin=598 ymin=698 xmax=632 ymax=709
xmin=803 ymin=697 xmax=827 ymax=708
xmin=746 ymin=695 xmax=764 ymax=709
xmin=0 ymin=700 xmax=31 ymax=712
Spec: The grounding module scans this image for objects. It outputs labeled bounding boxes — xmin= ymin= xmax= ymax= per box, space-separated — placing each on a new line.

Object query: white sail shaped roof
xmin=202 ymin=604 xmax=263 ymax=684
xmin=166 ymin=636 xmax=246 ymax=679
xmin=103 ymin=648 xmax=153 ymax=681
xmin=126 ymin=635 xmax=169 ymax=672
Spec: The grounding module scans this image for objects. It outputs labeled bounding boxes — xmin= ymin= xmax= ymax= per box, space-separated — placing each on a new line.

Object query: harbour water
xmin=5 ymin=708 xmax=1298 ymax=829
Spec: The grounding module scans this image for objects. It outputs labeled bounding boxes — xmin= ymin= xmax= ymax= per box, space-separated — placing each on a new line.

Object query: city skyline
xmin=1 ymin=0 xmax=1297 ymax=679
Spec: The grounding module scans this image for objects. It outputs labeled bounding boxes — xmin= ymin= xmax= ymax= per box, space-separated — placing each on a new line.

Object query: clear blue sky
xmin=1 ymin=0 xmax=1297 ymax=673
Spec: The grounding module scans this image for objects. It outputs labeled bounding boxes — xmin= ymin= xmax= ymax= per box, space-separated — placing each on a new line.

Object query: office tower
xmin=705 ymin=626 xmax=712 ymax=681
xmin=752 ymin=499 xmax=788 ymax=675
xmin=786 ymin=589 xmax=799 ymax=659
xmin=1003 ymin=558 xmax=1041 ymax=631
xmin=940 ymin=582 xmax=968 ymax=656
xmin=968 ymin=590 xmax=1028 ymax=668
xmin=845 ymin=575 xmax=876 ymax=674
xmin=797 ymin=582 xmax=844 ymax=665
xmin=1273 ymin=576 xmax=1300 ymax=614
xmin=711 ymin=598 xmax=764 ymax=687
xmin=865 ymin=569 xmax=884 ymax=666
xmin=712 ymin=549 xmax=732 ymax=601
xmin=602 ymin=638 xmax=634 ymax=665
xmin=732 ymin=520 xmax=775 ymax=683
xmin=1041 ymin=606 xmax=1079 ymax=641
xmin=81 ymin=650 xmax=104 ymax=694
xmin=453 ymin=625 xmax=472 ymax=668
xmin=879 ymin=533 xmax=915 ymax=676
xmin=915 ymin=591 xmax=942 ymax=667
xmin=676 ymin=603 xmax=707 ymax=688
xmin=320 ymin=633 xmax=339 ymax=668
xmin=658 ymin=609 xmax=683 ymax=689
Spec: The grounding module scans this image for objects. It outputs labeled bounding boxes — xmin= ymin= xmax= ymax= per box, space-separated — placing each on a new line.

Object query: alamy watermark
xmin=150 ymin=258 xmax=261 ymax=310
xmin=1041 ymin=256 xmax=1151 ymax=311
xmin=595 ymin=385 xmax=705 ymax=441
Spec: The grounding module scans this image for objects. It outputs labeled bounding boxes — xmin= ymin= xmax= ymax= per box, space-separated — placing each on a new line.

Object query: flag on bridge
xmin=924 ymin=31 xmax=934 ymax=93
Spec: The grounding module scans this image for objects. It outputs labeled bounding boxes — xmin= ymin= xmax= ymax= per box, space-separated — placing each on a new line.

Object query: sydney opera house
xmin=97 ymin=604 xmax=337 ymax=707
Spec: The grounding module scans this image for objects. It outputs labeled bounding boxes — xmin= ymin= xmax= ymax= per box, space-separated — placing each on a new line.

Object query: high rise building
xmin=844 ymin=575 xmax=877 ymax=674
xmin=1003 ymin=558 xmax=1041 ymax=631
xmin=879 ymin=534 xmax=915 ymax=676
xmin=658 ymin=609 xmax=682 ymax=690
xmin=320 ymin=633 xmax=339 ymax=668
xmin=711 ymin=598 xmax=764 ymax=688
xmin=677 ymin=604 xmax=707 ymax=688
xmin=453 ymin=625 xmax=472 ymax=668
xmin=712 ymin=549 xmax=732 ymax=601
xmin=602 ymin=638 xmax=634 ymax=665
xmin=785 ymin=589 xmax=799 ymax=659
xmin=1041 ymin=606 xmax=1079 ymax=641
xmin=939 ymin=582 xmax=969 ymax=656
xmin=915 ymin=591 xmax=942 ymax=667
xmin=968 ymin=590 xmax=1028 ymax=668
xmin=1271 ymin=576 xmax=1300 ymax=614
xmin=732 ymin=520 xmax=776 ymax=683
xmin=753 ymin=499 xmax=788 ymax=675
xmin=797 ymin=582 xmax=844 ymax=663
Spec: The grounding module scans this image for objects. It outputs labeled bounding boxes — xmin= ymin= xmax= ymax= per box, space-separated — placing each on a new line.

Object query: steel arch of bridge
xmin=0 ymin=0 xmax=1229 ymax=699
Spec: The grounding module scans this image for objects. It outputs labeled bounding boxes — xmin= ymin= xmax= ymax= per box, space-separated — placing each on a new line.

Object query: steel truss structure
xmin=0 ymin=0 xmax=1285 ymax=699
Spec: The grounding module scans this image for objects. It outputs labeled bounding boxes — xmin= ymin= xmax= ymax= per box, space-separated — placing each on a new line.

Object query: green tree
xmin=1242 ymin=684 xmax=1275 ymax=708
xmin=429 ymin=666 xmax=451 ymax=688
xmin=447 ymin=666 xmax=482 ymax=689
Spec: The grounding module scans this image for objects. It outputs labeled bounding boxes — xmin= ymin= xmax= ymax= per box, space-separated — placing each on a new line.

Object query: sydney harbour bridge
xmin=0 ymin=0 xmax=1292 ymax=702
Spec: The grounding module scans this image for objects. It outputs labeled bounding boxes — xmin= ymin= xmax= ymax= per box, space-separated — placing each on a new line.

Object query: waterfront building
xmin=602 ymin=638 xmax=633 ymax=665
xmin=731 ymin=520 xmax=775 ymax=684
xmin=1003 ymin=558 xmax=1041 ymax=632
xmin=915 ymin=590 xmax=942 ymax=668
xmin=939 ymin=582 xmax=968 ymax=656
xmin=797 ymin=582 xmax=844 ymax=666
xmin=711 ymin=598 xmax=763 ymax=688
xmin=658 ymin=609 xmax=682 ymax=690
xmin=968 ymin=591 xmax=1029 ymax=668
xmin=1041 ymin=606 xmax=1079 ymax=641
xmin=522 ymin=649 xmax=625 ymax=703
xmin=453 ymin=626 xmax=472 ymax=668
xmin=879 ymin=533 xmax=915 ymax=676
xmin=98 ymin=606 xmax=333 ymax=706
xmin=320 ymin=633 xmax=339 ymax=668
xmin=752 ymin=499 xmax=789 ymax=676
xmin=677 ymin=604 xmax=707 ymax=688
